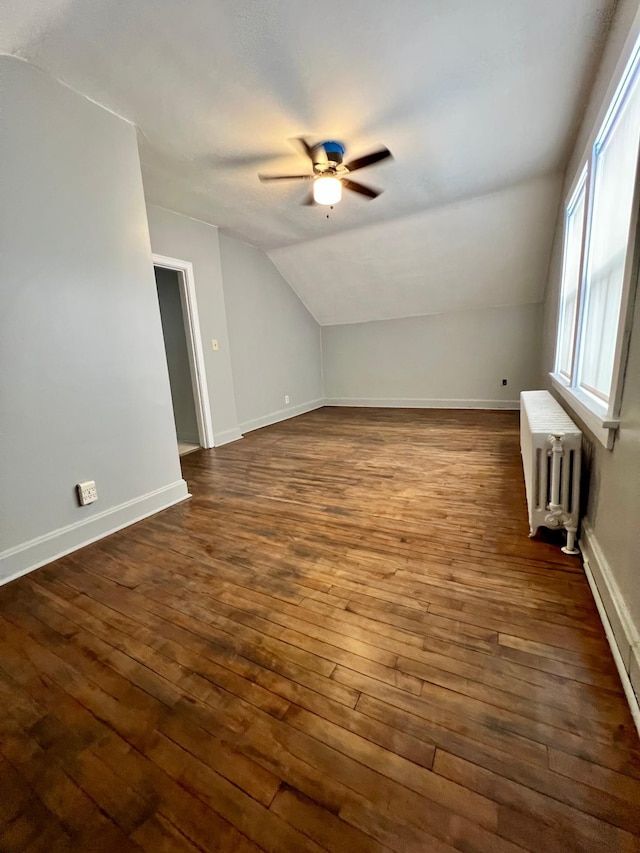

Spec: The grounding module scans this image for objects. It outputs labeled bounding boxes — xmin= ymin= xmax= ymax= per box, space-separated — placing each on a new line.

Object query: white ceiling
xmin=0 ymin=0 xmax=616 ymax=324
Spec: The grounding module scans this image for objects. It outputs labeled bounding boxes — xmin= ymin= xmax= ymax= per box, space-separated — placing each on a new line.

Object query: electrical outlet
xmin=285 ymin=395 xmax=290 ymax=405
xmin=77 ymin=480 xmax=98 ymax=506
xmin=502 ymin=379 xmax=508 ymax=386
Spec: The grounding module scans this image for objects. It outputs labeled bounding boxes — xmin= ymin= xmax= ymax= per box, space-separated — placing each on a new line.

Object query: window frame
xmin=555 ymin=165 xmax=589 ymax=383
xmin=551 ymin=36 xmax=640 ymax=450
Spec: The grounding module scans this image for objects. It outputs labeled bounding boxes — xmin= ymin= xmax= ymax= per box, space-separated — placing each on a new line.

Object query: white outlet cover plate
xmin=77 ymin=480 xmax=98 ymax=506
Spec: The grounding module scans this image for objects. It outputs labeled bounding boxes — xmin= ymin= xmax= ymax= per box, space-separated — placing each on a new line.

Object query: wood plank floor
xmin=1 ymin=407 xmax=639 ymax=852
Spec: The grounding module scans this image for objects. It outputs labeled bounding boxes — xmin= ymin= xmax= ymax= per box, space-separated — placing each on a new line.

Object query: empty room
xmin=1 ymin=1 xmax=640 ymax=851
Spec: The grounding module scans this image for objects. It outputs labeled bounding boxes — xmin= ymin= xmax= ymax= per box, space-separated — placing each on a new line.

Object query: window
xmin=553 ymin=37 xmax=640 ymax=448
xmin=556 ymin=170 xmax=587 ymax=380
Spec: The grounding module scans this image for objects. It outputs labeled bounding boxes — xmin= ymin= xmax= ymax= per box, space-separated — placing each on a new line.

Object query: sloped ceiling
xmin=0 ymin=0 xmax=616 ymax=323
xmin=270 ymin=174 xmax=561 ymax=326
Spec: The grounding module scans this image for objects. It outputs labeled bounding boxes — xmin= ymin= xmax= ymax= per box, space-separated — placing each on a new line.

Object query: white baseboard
xmin=323 ymin=397 xmax=520 ymax=410
xmin=632 ymin=644 xmax=640 ymax=712
xmin=580 ymin=521 xmax=640 ymax=735
xmin=239 ymin=398 xmax=324 ymax=434
xmin=0 ymin=480 xmax=190 ymax=587
xmin=213 ymin=428 xmax=244 ymax=447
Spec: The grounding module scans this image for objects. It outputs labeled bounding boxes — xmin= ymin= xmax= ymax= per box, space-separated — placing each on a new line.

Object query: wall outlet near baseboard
xmin=77 ymin=480 xmax=98 ymax=506
xmin=285 ymin=395 xmax=290 ymax=405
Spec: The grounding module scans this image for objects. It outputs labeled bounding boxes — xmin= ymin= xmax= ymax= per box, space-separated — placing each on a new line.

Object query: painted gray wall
xmin=585 ymin=293 xmax=640 ymax=628
xmin=322 ymin=304 xmax=542 ymax=407
xmin=0 ymin=56 xmax=183 ymax=560
xmin=155 ymin=267 xmax=199 ymax=444
xmin=146 ymin=205 xmax=241 ymax=445
xmin=542 ymin=0 xmax=640 ymax=642
xmin=219 ymin=234 xmax=323 ymax=431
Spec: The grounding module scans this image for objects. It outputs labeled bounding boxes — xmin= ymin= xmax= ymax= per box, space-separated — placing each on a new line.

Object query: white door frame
xmin=153 ymin=253 xmax=215 ymax=449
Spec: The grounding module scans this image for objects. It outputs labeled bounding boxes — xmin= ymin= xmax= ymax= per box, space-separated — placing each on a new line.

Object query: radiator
xmin=520 ymin=391 xmax=582 ymax=555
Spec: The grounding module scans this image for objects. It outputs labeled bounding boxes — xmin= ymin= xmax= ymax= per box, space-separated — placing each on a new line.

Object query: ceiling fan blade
xmin=344 ymin=147 xmax=393 ymax=173
xmin=301 ymin=192 xmax=317 ymax=206
xmin=214 ymin=151 xmax=290 ymax=168
xmin=290 ymin=136 xmax=315 ymax=160
xmin=258 ymin=173 xmax=313 ymax=182
xmin=290 ymin=137 xmax=328 ymax=168
xmin=342 ymin=179 xmax=381 ymax=200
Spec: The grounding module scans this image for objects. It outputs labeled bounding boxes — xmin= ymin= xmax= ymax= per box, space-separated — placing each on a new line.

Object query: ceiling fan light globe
xmin=313 ymin=176 xmax=342 ymax=205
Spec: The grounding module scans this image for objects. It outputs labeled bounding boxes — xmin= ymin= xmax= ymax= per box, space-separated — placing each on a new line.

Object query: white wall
xmin=219 ymin=234 xmax=323 ymax=432
xmin=322 ymin=304 xmax=542 ymax=408
xmin=541 ymin=0 xmax=640 ymax=713
xmin=146 ymin=205 xmax=242 ymax=445
xmin=0 ymin=57 xmax=187 ymax=582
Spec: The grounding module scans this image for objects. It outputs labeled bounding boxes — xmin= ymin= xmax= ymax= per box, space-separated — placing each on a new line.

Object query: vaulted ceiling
xmin=1 ymin=0 xmax=617 ymax=324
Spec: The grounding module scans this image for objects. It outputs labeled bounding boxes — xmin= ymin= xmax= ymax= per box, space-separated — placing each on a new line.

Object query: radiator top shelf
xmin=520 ymin=390 xmax=582 ymax=436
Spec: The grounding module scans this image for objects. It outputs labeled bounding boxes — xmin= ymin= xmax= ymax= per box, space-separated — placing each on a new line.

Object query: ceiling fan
xmin=258 ymin=139 xmax=393 ymax=206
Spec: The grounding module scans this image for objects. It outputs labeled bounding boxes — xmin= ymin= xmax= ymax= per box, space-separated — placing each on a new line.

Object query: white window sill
xmin=549 ymin=374 xmax=619 ymax=450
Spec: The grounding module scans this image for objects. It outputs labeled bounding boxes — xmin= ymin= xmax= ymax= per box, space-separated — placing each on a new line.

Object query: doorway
xmin=153 ymin=254 xmax=214 ymax=454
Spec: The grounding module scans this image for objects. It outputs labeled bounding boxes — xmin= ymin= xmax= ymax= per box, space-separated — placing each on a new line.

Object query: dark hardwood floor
xmin=1 ymin=407 xmax=639 ymax=852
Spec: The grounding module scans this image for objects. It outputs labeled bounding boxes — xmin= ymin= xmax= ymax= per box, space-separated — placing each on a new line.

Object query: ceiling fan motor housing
xmin=316 ymin=140 xmax=345 ymax=171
